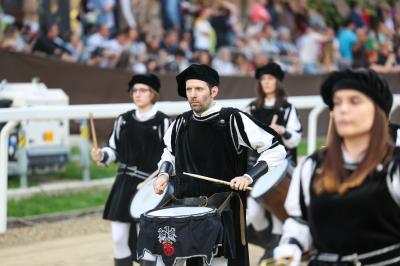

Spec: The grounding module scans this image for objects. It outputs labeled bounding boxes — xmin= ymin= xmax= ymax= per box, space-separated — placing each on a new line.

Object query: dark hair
xmin=255 ymin=79 xmax=287 ymax=110
xmin=314 ymin=104 xmax=392 ymax=194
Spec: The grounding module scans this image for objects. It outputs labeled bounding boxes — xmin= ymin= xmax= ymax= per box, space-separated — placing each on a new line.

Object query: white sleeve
xmin=234 ymin=112 xmax=287 ymax=169
xmin=396 ymin=129 xmax=400 ymax=146
xmin=157 ymin=120 xmax=176 ymax=176
xmin=386 ymin=160 xmax=400 ymax=207
xmin=281 ymin=106 xmax=302 ymax=149
xmin=280 ymin=157 xmax=315 ymax=251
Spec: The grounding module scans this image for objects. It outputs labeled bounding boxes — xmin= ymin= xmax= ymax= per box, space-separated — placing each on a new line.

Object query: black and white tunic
xmin=157 ymin=104 xmax=286 ymax=266
xmin=102 ymin=106 xmax=171 ymax=222
xmin=280 ymin=147 xmax=400 ymax=265
xmin=247 ymin=99 xmax=302 ymax=167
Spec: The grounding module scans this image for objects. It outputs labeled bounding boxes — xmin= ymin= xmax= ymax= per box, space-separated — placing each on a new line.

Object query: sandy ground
xmin=0 ymin=215 xmax=263 ymax=266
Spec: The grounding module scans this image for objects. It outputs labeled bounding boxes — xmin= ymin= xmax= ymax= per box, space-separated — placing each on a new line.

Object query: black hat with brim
xmin=320 ymin=68 xmax=393 ymax=116
xmin=128 ymin=74 xmax=161 ymax=92
xmin=176 ymin=64 xmax=220 ymax=98
xmin=255 ymin=62 xmax=285 ymax=81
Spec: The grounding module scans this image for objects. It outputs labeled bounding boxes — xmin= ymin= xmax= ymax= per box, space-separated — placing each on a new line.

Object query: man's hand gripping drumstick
xmin=184 ymin=172 xmax=253 ymax=191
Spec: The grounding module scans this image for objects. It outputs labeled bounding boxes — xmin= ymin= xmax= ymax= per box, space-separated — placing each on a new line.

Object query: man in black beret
xmin=146 ymin=64 xmax=286 ymax=266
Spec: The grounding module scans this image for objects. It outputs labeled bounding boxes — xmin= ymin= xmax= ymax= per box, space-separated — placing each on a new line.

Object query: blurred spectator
xmin=352 ymin=27 xmax=369 ymax=68
xmin=212 ymin=47 xmax=236 ymax=75
xmin=5 ymin=0 xmax=400 ymax=76
xmin=160 ymin=30 xmax=179 ymax=55
xmin=233 ymin=53 xmax=254 ymax=76
xmin=125 ymin=27 xmax=146 ymax=58
xmin=193 ymin=8 xmax=216 ymax=54
xmin=161 ymin=0 xmax=183 ymax=31
xmin=210 ymin=5 xmax=234 ymax=49
xmin=250 ymin=0 xmax=270 ymax=25
xmin=297 ymin=25 xmax=326 ymax=74
xmin=86 ymin=24 xmax=109 ymax=55
xmin=165 ymin=49 xmax=189 ymax=73
xmin=195 ymin=50 xmax=212 ymax=65
xmin=276 ymin=26 xmax=297 ymax=56
xmin=32 ymin=24 xmax=70 ymax=57
xmin=320 ymin=29 xmax=339 ymax=72
xmin=119 ymin=0 xmax=137 ymax=28
xmin=337 ymin=18 xmax=357 ymax=65
xmin=347 ymin=1 xmax=365 ymax=28
xmin=65 ymin=32 xmax=84 ymax=62
xmin=260 ymin=24 xmax=279 ymax=56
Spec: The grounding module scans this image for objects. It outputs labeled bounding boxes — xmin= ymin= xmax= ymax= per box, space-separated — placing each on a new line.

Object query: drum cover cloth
xmin=137 ymin=207 xmax=223 ymax=266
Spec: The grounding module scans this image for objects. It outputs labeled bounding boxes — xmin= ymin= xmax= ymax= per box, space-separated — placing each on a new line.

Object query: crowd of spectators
xmin=1 ymin=0 xmax=400 ymax=75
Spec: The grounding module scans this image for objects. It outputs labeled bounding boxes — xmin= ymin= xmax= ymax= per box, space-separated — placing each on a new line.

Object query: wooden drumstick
xmin=183 ymin=172 xmax=253 ymax=191
xmin=88 ymin=112 xmax=100 ymax=166
xmin=88 ymin=112 xmax=98 ymax=149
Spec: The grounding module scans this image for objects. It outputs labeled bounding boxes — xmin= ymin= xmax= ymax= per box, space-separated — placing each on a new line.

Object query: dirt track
xmin=0 ymin=215 xmax=263 ymax=266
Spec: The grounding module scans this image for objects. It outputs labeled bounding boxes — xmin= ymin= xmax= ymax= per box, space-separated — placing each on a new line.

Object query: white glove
xmin=273 ymin=244 xmax=302 ymax=266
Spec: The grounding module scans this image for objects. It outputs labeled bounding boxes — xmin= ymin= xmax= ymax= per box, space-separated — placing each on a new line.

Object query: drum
xmin=137 ymin=206 xmax=223 ymax=266
xmin=251 ymin=160 xmax=290 ymax=221
xmin=130 ymin=179 xmax=174 ymax=220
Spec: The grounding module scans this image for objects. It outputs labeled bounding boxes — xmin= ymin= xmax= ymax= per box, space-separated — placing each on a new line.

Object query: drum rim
xmin=144 ymin=206 xmax=217 ymax=219
xmin=130 ymin=184 xmax=173 ymax=219
xmin=250 ymin=159 xmax=289 ymax=198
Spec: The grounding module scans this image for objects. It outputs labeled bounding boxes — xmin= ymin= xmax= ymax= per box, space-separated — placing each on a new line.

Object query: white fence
xmin=1 ymin=95 xmax=400 ymax=234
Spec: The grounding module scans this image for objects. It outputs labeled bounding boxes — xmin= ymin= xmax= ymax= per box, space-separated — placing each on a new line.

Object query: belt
xmin=118 ymin=163 xmax=150 ymax=180
xmin=311 ymin=243 xmax=400 ymax=266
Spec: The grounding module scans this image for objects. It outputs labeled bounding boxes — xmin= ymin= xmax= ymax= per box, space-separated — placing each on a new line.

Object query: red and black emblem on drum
xmin=158 ymin=226 xmax=177 ymax=257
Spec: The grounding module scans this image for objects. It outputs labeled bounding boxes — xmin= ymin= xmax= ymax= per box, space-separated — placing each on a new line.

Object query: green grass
xmin=8 ymin=189 xmax=109 ymax=217
xmin=297 ymin=138 xmax=326 ymax=157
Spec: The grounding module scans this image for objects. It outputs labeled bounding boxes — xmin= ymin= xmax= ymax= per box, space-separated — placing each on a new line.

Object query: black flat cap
xmin=176 ymin=64 xmax=219 ymax=98
xmin=320 ymin=68 xmax=393 ymax=116
xmin=255 ymin=62 xmax=285 ymax=81
xmin=128 ymin=74 xmax=161 ymax=92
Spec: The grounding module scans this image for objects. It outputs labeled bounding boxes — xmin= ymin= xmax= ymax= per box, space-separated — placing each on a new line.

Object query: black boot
xmin=258 ymin=234 xmax=281 ymax=265
xmin=247 ymin=225 xmax=273 ymax=248
xmin=114 ymin=256 xmax=133 ymax=266
xmin=139 ymin=260 xmax=157 ymax=266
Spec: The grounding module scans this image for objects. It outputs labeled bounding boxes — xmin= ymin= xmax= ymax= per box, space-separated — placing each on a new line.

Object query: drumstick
xmin=88 ymin=112 xmax=98 ymax=149
xmin=183 ymin=172 xmax=253 ymax=191
xmin=88 ymin=112 xmax=100 ymax=166
xmin=137 ymin=170 xmax=159 ymax=190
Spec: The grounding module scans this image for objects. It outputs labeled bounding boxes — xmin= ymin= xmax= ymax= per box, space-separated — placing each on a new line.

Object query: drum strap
xmin=210 ymin=192 xmax=247 ymax=246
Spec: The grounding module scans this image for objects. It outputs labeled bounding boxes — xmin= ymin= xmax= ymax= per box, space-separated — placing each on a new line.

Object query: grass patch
xmin=8 ymin=189 xmax=109 ymax=217
xmin=297 ymin=138 xmax=326 ymax=157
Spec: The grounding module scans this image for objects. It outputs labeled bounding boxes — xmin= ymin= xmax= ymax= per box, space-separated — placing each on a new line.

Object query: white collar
xmin=135 ymin=105 xmax=157 ymax=121
xmin=193 ymin=103 xmax=221 ymax=117
xmin=264 ymin=98 xmax=276 ymax=107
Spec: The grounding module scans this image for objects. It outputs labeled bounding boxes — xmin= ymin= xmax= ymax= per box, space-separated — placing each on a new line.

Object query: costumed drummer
xmin=91 ymin=74 xmax=171 ymax=266
xmin=148 ymin=64 xmax=286 ymax=266
xmin=273 ymin=68 xmax=400 ymax=266
xmin=245 ymin=62 xmax=302 ymax=262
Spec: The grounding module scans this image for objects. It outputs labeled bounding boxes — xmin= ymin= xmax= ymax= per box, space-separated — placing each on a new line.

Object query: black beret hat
xmin=320 ymin=68 xmax=393 ymax=116
xmin=176 ymin=64 xmax=220 ymax=98
xmin=128 ymin=74 xmax=161 ymax=92
xmin=255 ymin=62 xmax=285 ymax=81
